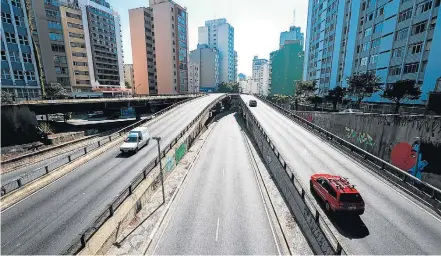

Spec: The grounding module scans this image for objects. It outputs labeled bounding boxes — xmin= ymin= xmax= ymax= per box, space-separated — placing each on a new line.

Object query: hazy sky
xmin=110 ymin=0 xmax=308 ymax=76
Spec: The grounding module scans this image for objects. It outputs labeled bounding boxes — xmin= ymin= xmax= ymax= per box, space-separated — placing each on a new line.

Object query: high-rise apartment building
xmin=280 ymin=26 xmax=304 ymax=48
xmin=128 ymin=7 xmax=157 ymax=95
xmin=189 ymin=44 xmax=219 ymax=92
xmin=270 ymin=42 xmax=304 ymax=96
xmin=148 ymin=0 xmax=189 ymax=94
xmin=1 ymin=0 xmax=40 ymax=99
xmin=252 ymin=56 xmax=270 ymax=96
xmin=198 ymin=18 xmax=236 ymax=83
xmin=238 ymin=73 xmax=247 ymax=81
xmin=188 ymin=63 xmax=200 ymax=93
xmin=60 ymin=4 xmax=91 ymax=92
xmin=78 ymin=0 xmax=124 ymax=89
xmin=304 ymin=0 xmax=441 ymax=103
xmin=123 ymin=63 xmax=135 ymax=89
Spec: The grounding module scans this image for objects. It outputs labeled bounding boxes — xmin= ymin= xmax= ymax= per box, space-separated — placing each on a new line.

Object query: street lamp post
xmin=153 ymin=136 xmax=165 ymax=203
xmin=134 ymin=84 xmax=141 ymax=97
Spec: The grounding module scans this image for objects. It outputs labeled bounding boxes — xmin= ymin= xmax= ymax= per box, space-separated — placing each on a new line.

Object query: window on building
xmin=69 ymin=32 xmax=84 ymax=39
xmin=66 ymin=12 xmax=81 ymax=19
xmin=409 ymin=42 xmax=423 ymax=54
xmin=9 ymin=51 xmax=20 ymax=62
xmin=403 ymin=62 xmax=419 ymax=73
xmin=362 ymin=1 xmax=366 ymax=10
xmin=18 ymin=35 xmax=29 ymax=45
xmin=392 ymin=47 xmax=404 ymax=57
xmin=48 ymin=21 xmax=62 ymax=29
xmin=367 ymin=12 xmax=374 ymax=21
xmin=1 ymin=50 xmax=6 ymax=61
xmin=1 ymin=69 xmax=11 ymax=79
xmin=53 ymin=55 xmax=67 ymax=64
xmin=5 ymin=32 xmax=16 ymax=43
xmin=436 ymin=0 xmax=440 ymax=6
xmin=72 ymin=52 xmax=87 ymax=57
xmin=412 ymin=21 xmax=427 ymax=35
xmin=45 ymin=0 xmax=59 ymax=6
xmin=398 ymin=8 xmax=412 ymax=22
xmin=389 ymin=66 xmax=401 ymax=76
xmin=370 ymin=54 xmax=378 ymax=64
xmin=377 ymin=6 xmax=384 ymax=16
xmin=374 ymin=22 xmax=383 ymax=33
xmin=55 ymin=66 xmax=67 ymax=74
xmin=417 ymin=1 xmax=432 ymax=13
xmin=395 ymin=27 xmax=408 ymax=41
xmin=1 ymin=12 xmax=12 ymax=23
xmin=430 ymin=17 xmax=437 ymax=29
xmin=361 ymin=57 xmax=368 ymax=66
xmin=362 ymin=41 xmax=371 ymax=51
xmin=45 ymin=9 xmax=60 ymax=18
xmin=426 ymin=40 xmax=432 ymax=51
xmin=364 ymin=27 xmax=372 ymax=37
xmin=26 ymin=71 xmax=35 ymax=80
xmin=73 ymin=61 xmax=87 ymax=66
xmin=57 ymin=77 xmax=69 ymax=85
xmin=372 ymin=38 xmax=381 ymax=48
xmin=13 ymin=70 xmax=24 ymax=80
xmin=49 ymin=32 xmax=63 ymax=41
xmin=11 ymin=0 xmax=21 ymax=8
xmin=22 ymin=53 xmax=32 ymax=63
xmin=51 ymin=44 xmax=65 ymax=52
xmin=14 ymin=15 xmax=24 ymax=26
xmin=421 ymin=61 xmax=428 ymax=72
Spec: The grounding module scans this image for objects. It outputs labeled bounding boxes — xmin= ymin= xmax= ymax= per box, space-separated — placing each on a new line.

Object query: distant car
xmin=339 ymin=109 xmax=363 ymax=113
xmin=249 ymin=100 xmax=257 ymax=107
xmin=310 ymin=174 xmax=365 ymax=215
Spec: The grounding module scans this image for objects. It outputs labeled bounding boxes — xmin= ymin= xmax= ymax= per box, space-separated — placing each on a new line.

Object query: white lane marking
xmin=222 ymin=168 xmax=225 ymax=177
xmin=215 ymin=218 xmax=220 ymax=241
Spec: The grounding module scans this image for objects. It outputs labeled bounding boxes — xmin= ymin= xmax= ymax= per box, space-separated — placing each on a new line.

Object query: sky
xmin=110 ymin=0 xmax=308 ymax=76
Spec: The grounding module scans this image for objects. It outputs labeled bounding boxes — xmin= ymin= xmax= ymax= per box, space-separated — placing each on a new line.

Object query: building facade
xmin=280 ymin=26 xmax=304 ymax=48
xmin=198 ymin=18 xmax=236 ymax=83
xmin=60 ymin=4 xmax=91 ymax=92
xmin=149 ymin=0 xmax=189 ymax=94
xmin=1 ymin=0 xmax=40 ymax=99
xmin=123 ymin=63 xmax=135 ymax=90
xmin=270 ymin=42 xmax=304 ymax=96
xmin=252 ymin=56 xmax=270 ymax=96
xmin=78 ymin=0 xmax=124 ymax=89
xmin=304 ymin=0 xmax=441 ymax=103
xmin=189 ymin=44 xmax=219 ymax=92
xmin=188 ymin=62 xmax=200 ymax=93
xmin=239 ymin=76 xmax=258 ymax=94
xmin=128 ymin=7 xmax=156 ymax=95
xmin=238 ymin=73 xmax=247 ymax=81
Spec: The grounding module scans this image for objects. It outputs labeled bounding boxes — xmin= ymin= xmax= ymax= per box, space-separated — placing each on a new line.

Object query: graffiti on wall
xmin=390 ymin=141 xmax=437 ymax=179
xmin=175 ymin=143 xmax=187 ymax=163
xmin=344 ymin=127 xmax=376 ymax=147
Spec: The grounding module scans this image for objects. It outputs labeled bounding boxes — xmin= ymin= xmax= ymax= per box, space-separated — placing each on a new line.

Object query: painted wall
xmin=295 ymin=111 xmax=441 ymax=188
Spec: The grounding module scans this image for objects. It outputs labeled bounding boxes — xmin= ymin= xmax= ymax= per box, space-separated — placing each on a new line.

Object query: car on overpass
xmin=310 ymin=174 xmax=365 ymax=215
xmin=249 ymin=100 xmax=257 ymax=107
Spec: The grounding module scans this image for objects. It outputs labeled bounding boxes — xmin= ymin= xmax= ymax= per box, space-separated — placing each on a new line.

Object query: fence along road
xmin=151 ymin=112 xmax=281 ymax=255
xmin=240 ymin=95 xmax=441 ymax=254
xmin=0 ymin=94 xmax=224 ymax=255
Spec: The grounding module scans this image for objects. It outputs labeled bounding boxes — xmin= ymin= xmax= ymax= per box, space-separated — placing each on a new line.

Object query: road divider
xmin=62 ymin=94 xmax=227 ymax=255
xmin=256 ymin=96 xmax=441 ymax=216
xmin=239 ymin=97 xmax=345 ymax=255
xmin=0 ymin=96 xmax=204 ymax=198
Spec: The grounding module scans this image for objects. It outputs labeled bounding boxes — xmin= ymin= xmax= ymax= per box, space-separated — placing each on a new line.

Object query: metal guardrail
xmin=239 ymin=98 xmax=345 ymax=255
xmin=257 ymin=95 xmax=441 ymax=214
xmin=62 ymin=94 xmax=226 ymax=255
xmin=0 ymin=96 xmax=204 ymax=197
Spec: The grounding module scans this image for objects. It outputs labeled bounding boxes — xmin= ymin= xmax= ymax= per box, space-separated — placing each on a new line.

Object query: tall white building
xmin=198 ymin=18 xmax=236 ymax=83
xmin=239 ymin=76 xmax=258 ymax=94
xmin=252 ymin=56 xmax=270 ymax=96
xmin=188 ymin=63 xmax=200 ymax=93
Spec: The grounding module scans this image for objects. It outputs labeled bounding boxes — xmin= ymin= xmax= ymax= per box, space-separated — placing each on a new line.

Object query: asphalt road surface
xmin=152 ymin=112 xmax=281 ymax=255
xmin=241 ymin=95 xmax=441 ymax=255
xmin=0 ymin=94 xmax=223 ymax=255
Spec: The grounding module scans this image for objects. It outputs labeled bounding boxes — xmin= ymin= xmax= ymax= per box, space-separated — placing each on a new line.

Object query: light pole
xmin=153 ymin=136 xmax=165 ymax=203
xmin=134 ymin=84 xmax=141 ymax=97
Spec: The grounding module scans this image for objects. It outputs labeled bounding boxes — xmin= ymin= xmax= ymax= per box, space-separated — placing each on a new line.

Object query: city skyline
xmin=109 ymin=0 xmax=308 ymax=76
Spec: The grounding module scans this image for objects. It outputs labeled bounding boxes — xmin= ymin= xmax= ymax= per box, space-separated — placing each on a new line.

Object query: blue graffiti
xmin=408 ymin=143 xmax=428 ymax=179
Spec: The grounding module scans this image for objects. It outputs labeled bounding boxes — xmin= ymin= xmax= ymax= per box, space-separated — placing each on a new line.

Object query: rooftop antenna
xmin=292 ymin=9 xmax=296 ymax=27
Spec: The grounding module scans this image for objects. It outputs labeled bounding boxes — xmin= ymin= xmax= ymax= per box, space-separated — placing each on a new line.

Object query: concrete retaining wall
xmin=295 ymin=111 xmax=441 ymax=187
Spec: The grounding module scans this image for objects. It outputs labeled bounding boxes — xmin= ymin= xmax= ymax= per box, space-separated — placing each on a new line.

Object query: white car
xmin=339 ymin=109 xmax=363 ymax=113
xmin=120 ymin=127 xmax=150 ymax=154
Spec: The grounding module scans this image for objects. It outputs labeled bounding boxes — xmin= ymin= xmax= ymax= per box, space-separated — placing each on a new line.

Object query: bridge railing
xmin=62 ymin=94 xmax=227 ymax=255
xmin=256 ymin=95 xmax=441 ymax=215
xmin=0 ymin=95 xmax=204 ymax=197
xmin=239 ymin=98 xmax=345 ymax=255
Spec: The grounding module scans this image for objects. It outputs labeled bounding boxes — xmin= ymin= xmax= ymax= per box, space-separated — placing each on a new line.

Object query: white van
xmin=120 ymin=127 xmax=150 ymax=154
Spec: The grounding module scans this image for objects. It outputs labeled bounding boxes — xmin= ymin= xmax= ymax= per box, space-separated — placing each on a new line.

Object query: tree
xmin=230 ymin=82 xmax=240 ymax=93
xmin=381 ymin=79 xmax=422 ymax=113
xmin=217 ymin=82 xmax=230 ymax=93
xmin=294 ymin=80 xmax=317 ymax=110
xmin=124 ymin=81 xmax=132 ymax=89
xmin=1 ymin=91 xmax=14 ymax=104
xmin=45 ymin=83 xmax=68 ymax=99
xmin=216 ymin=82 xmax=240 ymax=93
xmin=308 ymin=95 xmax=323 ymax=110
xmin=346 ymin=73 xmax=382 ymax=108
xmin=325 ymin=86 xmax=346 ymax=110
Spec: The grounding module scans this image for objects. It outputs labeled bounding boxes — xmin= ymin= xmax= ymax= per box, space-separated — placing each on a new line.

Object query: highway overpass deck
xmin=0 ymin=94 xmax=224 ymax=254
xmin=241 ymin=95 xmax=441 ymax=254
